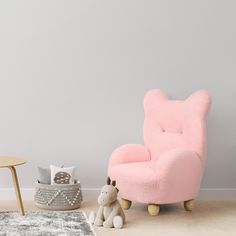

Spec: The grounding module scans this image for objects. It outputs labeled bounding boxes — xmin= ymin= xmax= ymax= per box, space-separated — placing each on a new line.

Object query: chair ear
xmin=143 ymin=89 xmax=168 ymax=113
xmin=186 ymin=90 xmax=212 ymax=117
xmin=112 ymin=180 xmax=116 ymax=186
xmin=107 ymin=177 xmax=111 ymax=185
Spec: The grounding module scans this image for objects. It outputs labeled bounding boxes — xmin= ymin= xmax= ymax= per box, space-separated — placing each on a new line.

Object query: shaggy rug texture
xmin=0 ymin=211 xmax=96 ymax=236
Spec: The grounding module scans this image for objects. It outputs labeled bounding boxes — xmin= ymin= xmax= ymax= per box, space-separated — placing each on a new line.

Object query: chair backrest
xmin=143 ymin=89 xmax=211 ymax=161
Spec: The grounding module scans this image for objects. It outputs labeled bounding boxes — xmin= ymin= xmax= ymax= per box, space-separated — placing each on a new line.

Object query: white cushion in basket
xmin=50 ymin=165 xmax=75 ymax=185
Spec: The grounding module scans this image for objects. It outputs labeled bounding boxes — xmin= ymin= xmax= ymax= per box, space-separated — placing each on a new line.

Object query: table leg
xmin=9 ymin=166 xmax=25 ymax=216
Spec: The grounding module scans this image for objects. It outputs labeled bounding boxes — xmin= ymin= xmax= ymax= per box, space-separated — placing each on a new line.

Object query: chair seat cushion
xmin=109 ymin=151 xmax=202 ymax=204
xmin=109 ymin=161 xmax=157 ymax=184
xmin=109 ymin=161 xmax=161 ymax=203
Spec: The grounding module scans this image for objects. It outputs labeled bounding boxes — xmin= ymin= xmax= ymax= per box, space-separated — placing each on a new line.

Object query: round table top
xmin=0 ymin=157 xmax=26 ymax=168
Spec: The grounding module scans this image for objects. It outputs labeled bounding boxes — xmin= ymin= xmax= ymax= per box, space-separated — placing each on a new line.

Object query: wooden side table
xmin=0 ymin=157 xmax=26 ymax=215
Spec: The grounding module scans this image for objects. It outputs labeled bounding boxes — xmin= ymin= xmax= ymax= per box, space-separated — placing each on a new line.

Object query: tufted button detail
xmin=160 ymin=128 xmax=183 ymax=134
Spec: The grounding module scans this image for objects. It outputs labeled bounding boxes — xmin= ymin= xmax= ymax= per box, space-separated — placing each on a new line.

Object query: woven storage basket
xmin=34 ymin=180 xmax=82 ymax=210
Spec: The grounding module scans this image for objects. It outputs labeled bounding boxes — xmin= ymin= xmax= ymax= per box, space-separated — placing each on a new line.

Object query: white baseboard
xmin=0 ymin=188 xmax=235 ymax=201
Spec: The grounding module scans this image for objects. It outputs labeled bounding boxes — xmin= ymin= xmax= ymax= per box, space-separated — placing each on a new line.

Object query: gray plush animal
xmin=89 ymin=177 xmax=125 ymax=229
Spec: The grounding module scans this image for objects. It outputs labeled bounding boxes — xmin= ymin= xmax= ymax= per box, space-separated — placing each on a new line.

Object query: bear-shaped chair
xmin=108 ymin=89 xmax=211 ymax=215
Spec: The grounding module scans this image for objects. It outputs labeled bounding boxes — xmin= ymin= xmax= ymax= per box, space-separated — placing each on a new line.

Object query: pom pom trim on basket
xmin=34 ymin=180 xmax=83 ymax=210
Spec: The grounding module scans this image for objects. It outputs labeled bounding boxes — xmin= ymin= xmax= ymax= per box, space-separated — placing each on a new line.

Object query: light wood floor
xmin=1 ymin=200 xmax=236 ymax=236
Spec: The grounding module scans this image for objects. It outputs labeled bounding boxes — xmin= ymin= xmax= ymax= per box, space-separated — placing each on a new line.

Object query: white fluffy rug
xmin=0 ymin=211 xmax=96 ymax=236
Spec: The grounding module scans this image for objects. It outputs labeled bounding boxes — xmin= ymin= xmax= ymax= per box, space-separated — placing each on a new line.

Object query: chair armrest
xmin=155 ymin=148 xmax=203 ymax=180
xmin=109 ymin=144 xmax=150 ymax=167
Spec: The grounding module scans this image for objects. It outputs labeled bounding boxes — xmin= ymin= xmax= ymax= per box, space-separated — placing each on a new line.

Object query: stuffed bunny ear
xmin=107 ymin=177 xmax=111 ymax=185
xmin=112 ymin=180 xmax=116 ymax=186
xmin=143 ymin=89 xmax=168 ymax=113
xmin=186 ymin=90 xmax=212 ymax=117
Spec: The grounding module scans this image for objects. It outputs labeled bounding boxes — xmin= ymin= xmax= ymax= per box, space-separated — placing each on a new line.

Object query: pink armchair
xmin=108 ymin=89 xmax=211 ymax=215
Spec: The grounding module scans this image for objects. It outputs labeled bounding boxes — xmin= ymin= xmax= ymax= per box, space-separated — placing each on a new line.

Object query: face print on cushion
xmin=53 ymin=171 xmax=71 ymax=184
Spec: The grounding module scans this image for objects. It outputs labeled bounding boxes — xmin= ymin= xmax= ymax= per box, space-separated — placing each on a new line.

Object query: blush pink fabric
xmin=108 ymin=90 xmax=211 ymax=204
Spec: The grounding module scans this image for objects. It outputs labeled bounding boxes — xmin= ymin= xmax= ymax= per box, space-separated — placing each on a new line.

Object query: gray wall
xmin=0 ymin=0 xmax=235 ymax=190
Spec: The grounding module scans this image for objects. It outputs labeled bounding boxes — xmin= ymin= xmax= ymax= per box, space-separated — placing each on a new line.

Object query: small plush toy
xmin=89 ymin=177 xmax=125 ymax=229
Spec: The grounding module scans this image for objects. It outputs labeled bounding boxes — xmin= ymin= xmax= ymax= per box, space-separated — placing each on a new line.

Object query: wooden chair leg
xmin=184 ymin=199 xmax=195 ymax=211
xmin=120 ymin=198 xmax=132 ymax=210
xmin=148 ymin=204 xmax=160 ymax=216
xmin=9 ymin=166 xmax=25 ymax=216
